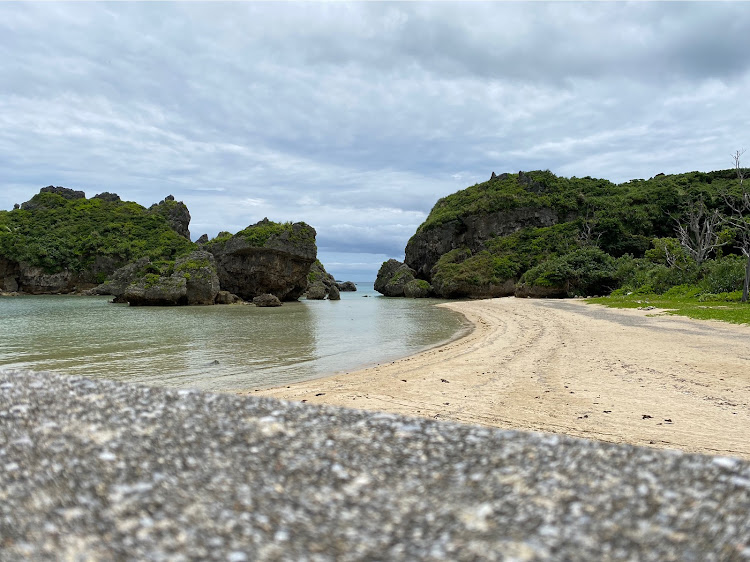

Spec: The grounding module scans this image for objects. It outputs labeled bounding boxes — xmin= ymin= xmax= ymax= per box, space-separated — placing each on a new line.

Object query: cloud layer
xmin=2 ymin=3 xmax=750 ymax=279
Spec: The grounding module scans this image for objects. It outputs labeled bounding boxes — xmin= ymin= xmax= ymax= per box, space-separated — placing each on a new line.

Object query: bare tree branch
xmin=672 ymin=198 xmax=725 ymax=266
xmin=725 ymin=148 xmax=750 ymax=301
xmin=577 ymin=207 xmax=602 ymax=247
xmin=732 ymin=148 xmax=746 ymax=186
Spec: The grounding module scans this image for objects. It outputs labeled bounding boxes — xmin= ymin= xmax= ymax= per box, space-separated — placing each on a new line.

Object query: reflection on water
xmin=0 ymin=285 xmax=467 ymax=392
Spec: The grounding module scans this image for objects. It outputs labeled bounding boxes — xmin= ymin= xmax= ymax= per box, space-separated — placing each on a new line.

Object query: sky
xmin=2 ymin=2 xmax=750 ymax=280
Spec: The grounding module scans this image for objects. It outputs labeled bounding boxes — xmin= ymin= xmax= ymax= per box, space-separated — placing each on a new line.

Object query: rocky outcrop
xmin=196 ymin=234 xmax=209 ymax=245
xmin=253 ymin=293 xmax=282 ymax=307
xmin=93 ymin=192 xmax=120 ymax=202
xmin=306 ymin=282 xmax=327 ymax=300
xmin=92 ymin=257 xmax=151 ymax=300
xmin=95 ymin=251 xmax=220 ymax=306
xmin=307 ymin=260 xmax=336 ymax=290
xmin=124 ymin=275 xmax=188 ymax=306
xmin=205 ymin=219 xmax=317 ymax=302
xmin=19 ymin=186 xmax=85 ymax=211
xmin=0 ymin=257 xmax=20 ymax=293
xmin=16 ymin=267 xmax=74 ymax=295
xmin=306 ymin=260 xmax=348 ymax=299
xmin=122 ymin=251 xmax=220 ymax=306
xmin=174 ymin=251 xmax=221 ymax=305
xmin=403 ymin=279 xmax=432 ymax=298
xmin=149 ymin=195 xmax=191 ymax=240
xmin=405 ymin=207 xmax=559 ymax=280
xmin=327 ymin=284 xmax=341 ymax=301
xmin=215 ymin=291 xmax=243 ymax=305
xmin=375 ymin=259 xmax=418 ymax=297
xmin=2 ymin=187 xmax=198 ymax=295
xmin=336 ymin=281 xmax=357 ymax=292
xmin=2 ymin=255 xmax=79 ymax=295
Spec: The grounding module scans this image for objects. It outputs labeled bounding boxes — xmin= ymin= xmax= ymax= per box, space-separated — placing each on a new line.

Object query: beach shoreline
xmin=252 ymin=297 xmax=750 ymax=460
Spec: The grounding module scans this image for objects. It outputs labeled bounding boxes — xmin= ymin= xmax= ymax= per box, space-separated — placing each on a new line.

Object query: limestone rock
xmin=92 ymin=257 xmax=151 ymax=298
xmin=205 ymin=219 xmax=317 ymax=302
xmin=253 ymin=293 xmax=282 ymax=307
xmin=20 ymin=186 xmax=86 ymax=210
xmin=17 ymin=266 xmax=74 ymax=294
xmin=117 ymin=251 xmax=220 ymax=306
xmin=374 ymin=259 xmax=417 ymax=297
xmin=40 ymin=186 xmax=85 ymax=200
xmin=306 ymin=282 xmax=327 ymax=300
xmin=403 ymin=279 xmax=432 ymax=298
xmin=405 ymin=207 xmax=559 ymax=280
xmin=0 ymin=257 xmax=20 ymax=293
xmin=149 ymin=195 xmax=191 ymax=240
xmin=336 ymin=281 xmax=357 ymax=292
xmin=93 ymin=192 xmax=120 ymax=202
xmin=307 ymin=259 xmax=348 ymax=299
xmin=174 ymin=251 xmax=220 ymax=305
xmin=327 ymin=284 xmax=341 ymax=300
xmin=196 ymin=234 xmax=209 ymax=245
xmin=124 ymin=275 xmax=188 ymax=306
xmin=215 ymin=291 xmax=244 ymax=305
xmin=307 ymin=260 xmax=336 ymax=291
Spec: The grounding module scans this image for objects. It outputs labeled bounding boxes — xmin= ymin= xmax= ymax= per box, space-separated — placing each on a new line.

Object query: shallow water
xmin=0 ymin=285 xmax=468 ymax=392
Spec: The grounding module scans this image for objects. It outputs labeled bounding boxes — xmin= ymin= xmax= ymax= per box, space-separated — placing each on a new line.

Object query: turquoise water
xmin=0 ymin=285 xmax=468 ymax=392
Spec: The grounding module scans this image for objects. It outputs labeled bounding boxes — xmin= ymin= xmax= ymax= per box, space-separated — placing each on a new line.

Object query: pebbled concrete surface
xmin=1 ymin=369 xmax=749 ymax=561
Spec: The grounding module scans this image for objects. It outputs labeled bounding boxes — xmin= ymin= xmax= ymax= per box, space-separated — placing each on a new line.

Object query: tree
xmin=725 ymin=149 xmax=750 ymax=302
xmin=673 ymin=198 xmax=724 ymax=266
xmin=733 ymin=148 xmax=746 ymax=186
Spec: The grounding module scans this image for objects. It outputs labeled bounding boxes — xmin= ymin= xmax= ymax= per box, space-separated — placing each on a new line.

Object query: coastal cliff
xmin=379 ymin=168 xmax=750 ymax=299
xmin=405 ymin=206 xmax=559 ymax=280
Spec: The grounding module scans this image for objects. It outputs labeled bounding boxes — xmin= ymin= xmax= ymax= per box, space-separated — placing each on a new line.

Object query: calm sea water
xmin=0 ymin=284 xmax=468 ymax=392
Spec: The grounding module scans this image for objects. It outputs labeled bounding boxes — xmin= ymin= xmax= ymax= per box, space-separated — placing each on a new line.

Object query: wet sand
xmin=252 ymin=298 xmax=750 ymax=459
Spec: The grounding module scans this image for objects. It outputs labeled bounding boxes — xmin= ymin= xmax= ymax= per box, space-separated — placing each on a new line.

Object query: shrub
xmin=520 ymin=248 xmax=617 ymax=296
xmin=700 ymin=255 xmax=746 ymax=294
xmin=662 ymin=284 xmax=703 ymax=299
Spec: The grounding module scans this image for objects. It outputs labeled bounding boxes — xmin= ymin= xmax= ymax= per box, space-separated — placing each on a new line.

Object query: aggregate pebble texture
xmin=1 ymin=369 xmax=749 ymax=561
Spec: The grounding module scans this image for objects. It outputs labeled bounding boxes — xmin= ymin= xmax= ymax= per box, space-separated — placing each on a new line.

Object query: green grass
xmin=586 ymin=293 xmax=750 ymax=325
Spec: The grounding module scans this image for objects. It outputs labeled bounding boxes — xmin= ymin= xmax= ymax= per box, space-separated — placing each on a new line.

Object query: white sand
xmin=252 ymin=297 xmax=750 ymax=459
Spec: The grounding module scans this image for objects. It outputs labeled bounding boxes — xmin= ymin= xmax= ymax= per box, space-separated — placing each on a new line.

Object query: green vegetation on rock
xmin=0 ymin=191 xmax=194 ymax=274
xmin=236 ymin=220 xmax=315 ymax=248
xmin=410 ymin=168 xmax=750 ymax=300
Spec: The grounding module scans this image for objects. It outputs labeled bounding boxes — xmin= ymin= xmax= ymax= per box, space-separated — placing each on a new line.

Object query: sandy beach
xmin=253 ymin=298 xmax=750 ymax=460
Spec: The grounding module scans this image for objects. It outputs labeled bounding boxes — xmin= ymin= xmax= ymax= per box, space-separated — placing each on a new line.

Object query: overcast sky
xmin=2 ymin=2 xmax=750 ymax=280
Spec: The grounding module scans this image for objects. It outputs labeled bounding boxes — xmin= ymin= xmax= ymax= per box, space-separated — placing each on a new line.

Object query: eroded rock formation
xmin=404 ymin=207 xmax=559 ymax=280
xmin=253 ymin=294 xmax=282 ymax=307
xmin=375 ymin=259 xmax=422 ymax=297
xmin=205 ymin=219 xmax=317 ymax=302
xmin=336 ymin=281 xmax=357 ymax=292
xmin=149 ymin=195 xmax=191 ymax=240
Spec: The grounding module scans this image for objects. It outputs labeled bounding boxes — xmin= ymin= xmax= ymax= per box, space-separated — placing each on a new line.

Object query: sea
xmin=0 ymin=284 xmax=468 ymax=392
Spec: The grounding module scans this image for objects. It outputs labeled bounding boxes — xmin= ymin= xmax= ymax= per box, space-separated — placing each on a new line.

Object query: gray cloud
xmin=2 ymin=2 xmax=750 ymax=279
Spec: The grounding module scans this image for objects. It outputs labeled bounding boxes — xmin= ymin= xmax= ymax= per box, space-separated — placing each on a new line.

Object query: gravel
xmin=1 ymin=369 xmax=749 ymax=561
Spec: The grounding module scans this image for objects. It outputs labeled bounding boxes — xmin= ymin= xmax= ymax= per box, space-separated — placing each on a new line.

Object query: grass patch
xmin=587 ymin=293 xmax=750 ymax=325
